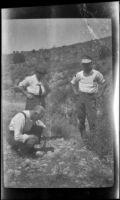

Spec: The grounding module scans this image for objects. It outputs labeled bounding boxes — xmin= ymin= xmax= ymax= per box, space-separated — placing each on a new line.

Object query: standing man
xmin=71 ymin=56 xmax=107 ymax=137
xmin=8 ymin=105 xmax=46 ymax=156
xmin=15 ymin=67 xmax=49 ymax=109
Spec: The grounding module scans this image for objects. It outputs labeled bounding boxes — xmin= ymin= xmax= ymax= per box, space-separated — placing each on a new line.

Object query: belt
xmin=28 ymin=93 xmax=41 ymax=99
xmin=80 ymin=91 xmax=95 ymax=95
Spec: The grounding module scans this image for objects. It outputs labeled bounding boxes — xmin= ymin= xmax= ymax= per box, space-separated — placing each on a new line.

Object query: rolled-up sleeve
xmin=14 ymin=132 xmax=30 ymax=143
xmin=18 ymin=77 xmax=30 ymax=88
xmin=96 ymin=72 xmax=105 ymax=84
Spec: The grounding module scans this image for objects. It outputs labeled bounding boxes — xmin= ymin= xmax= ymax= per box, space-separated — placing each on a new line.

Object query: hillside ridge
xmin=3 ymin=36 xmax=111 ymax=56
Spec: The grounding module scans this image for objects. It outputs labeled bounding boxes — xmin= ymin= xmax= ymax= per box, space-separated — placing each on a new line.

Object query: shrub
xmin=99 ymin=46 xmax=111 ymax=60
xmin=83 ymin=112 xmax=113 ymax=158
xmin=51 ymin=115 xmax=79 ymax=139
xmin=13 ymin=52 xmax=25 ymax=64
xmin=32 ymin=49 xmax=36 ymax=53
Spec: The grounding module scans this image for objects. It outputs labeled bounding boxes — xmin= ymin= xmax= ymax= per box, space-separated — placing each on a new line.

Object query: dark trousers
xmin=8 ymin=125 xmax=43 ymax=155
xmin=76 ymin=92 xmax=97 ymax=136
xmin=25 ymin=95 xmax=45 ymax=110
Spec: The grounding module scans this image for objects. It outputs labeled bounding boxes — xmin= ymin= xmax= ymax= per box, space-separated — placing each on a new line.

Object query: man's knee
xmin=25 ymin=135 xmax=39 ymax=149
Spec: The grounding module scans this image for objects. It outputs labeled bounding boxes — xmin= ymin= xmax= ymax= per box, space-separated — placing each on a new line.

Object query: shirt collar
xmin=23 ymin=110 xmax=31 ymax=119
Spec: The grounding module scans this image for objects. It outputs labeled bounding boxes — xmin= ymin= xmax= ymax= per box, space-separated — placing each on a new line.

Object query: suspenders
xmin=20 ymin=112 xmax=27 ymax=122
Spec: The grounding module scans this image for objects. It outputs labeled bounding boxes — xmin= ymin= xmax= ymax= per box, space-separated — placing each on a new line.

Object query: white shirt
xmin=18 ymin=74 xmax=45 ymax=96
xmin=9 ymin=111 xmax=46 ymax=143
xmin=71 ymin=69 xmax=105 ymax=94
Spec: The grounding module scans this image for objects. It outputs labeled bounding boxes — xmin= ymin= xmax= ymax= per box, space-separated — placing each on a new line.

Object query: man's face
xmin=31 ymin=110 xmax=44 ymax=121
xmin=36 ymin=71 xmax=46 ymax=81
xmin=31 ymin=112 xmax=40 ymax=121
xmin=82 ymin=63 xmax=92 ymax=74
xmin=36 ymin=72 xmax=43 ymax=80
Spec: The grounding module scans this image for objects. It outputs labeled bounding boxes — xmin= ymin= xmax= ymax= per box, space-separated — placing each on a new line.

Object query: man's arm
xmin=40 ymin=81 xmax=51 ymax=97
xmin=70 ymin=73 xmax=80 ymax=95
xmin=96 ymin=72 xmax=107 ymax=97
xmin=13 ymin=115 xmax=30 ymax=143
xmin=71 ymin=84 xmax=79 ymax=95
xmin=14 ymin=77 xmax=33 ymax=99
xmin=15 ymin=86 xmax=33 ymax=99
xmin=98 ymin=81 xmax=107 ymax=97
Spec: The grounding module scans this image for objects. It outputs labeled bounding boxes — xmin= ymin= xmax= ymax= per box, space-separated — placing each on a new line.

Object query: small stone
xmin=6 ymin=145 xmax=11 ymax=150
xmin=14 ymin=170 xmax=21 ymax=176
xmin=54 ymin=149 xmax=61 ymax=154
xmin=25 ymin=158 xmax=31 ymax=163
xmin=22 ymin=159 xmax=31 ymax=167
xmin=9 ymin=182 xmax=16 ymax=187
xmin=35 ymin=151 xmax=44 ymax=157
xmin=63 ymin=167 xmax=70 ymax=175
xmin=77 ymin=173 xmax=86 ymax=178
xmin=59 ymin=161 xmax=65 ymax=165
xmin=41 ymin=163 xmax=48 ymax=167
xmin=37 ymin=167 xmax=43 ymax=172
xmin=45 ymin=151 xmax=55 ymax=158
xmin=7 ymin=169 xmax=14 ymax=177
xmin=69 ymin=148 xmax=74 ymax=151
xmin=81 ymin=146 xmax=87 ymax=150
xmin=75 ymin=180 xmax=79 ymax=183
xmin=51 ymin=165 xmax=59 ymax=175
xmin=69 ymin=171 xmax=75 ymax=177
xmin=25 ymin=167 xmax=30 ymax=171
xmin=56 ymin=138 xmax=64 ymax=143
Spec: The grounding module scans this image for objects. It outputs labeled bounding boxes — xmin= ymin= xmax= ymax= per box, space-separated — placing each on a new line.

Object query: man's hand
xmin=36 ymin=120 xmax=46 ymax=128
xmin=26 ymin=93 xmax=34 ymax=99
xmin=71 ymin=85 xmax=79 ymax=96
xmin=15 ymin=86 xmax=33 ymax=99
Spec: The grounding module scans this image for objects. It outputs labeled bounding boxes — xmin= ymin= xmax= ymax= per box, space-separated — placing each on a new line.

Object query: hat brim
xmin=81 ymin=59 xmax=92 ymax=64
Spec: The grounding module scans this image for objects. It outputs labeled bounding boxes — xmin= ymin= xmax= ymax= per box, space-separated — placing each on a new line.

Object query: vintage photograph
xmin=1 ymin=4 xmax=118 ymax=190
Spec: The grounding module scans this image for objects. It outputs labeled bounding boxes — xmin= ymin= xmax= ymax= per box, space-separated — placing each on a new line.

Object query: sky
xmin=2 ymin=18 xmax=112 ymax=54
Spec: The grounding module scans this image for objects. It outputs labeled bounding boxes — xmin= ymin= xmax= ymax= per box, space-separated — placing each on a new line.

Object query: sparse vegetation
xmin=2 ymin=36 xmax=114 ymax=188
xmin=13 ymin=52 xmax=25 ymax=64
xmin=99 ymin=45 xmax=112 ymax=60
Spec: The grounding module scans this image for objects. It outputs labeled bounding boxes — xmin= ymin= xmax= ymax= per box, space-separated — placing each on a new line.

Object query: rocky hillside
xmin=4 ymin=36 xmax=112 ymax=63
xmin=3 ymin=36 xmax=112 ymax=85
xmin=2 ymin=36 xmax=114 ymax=188
xmin=4 ymin=138 xmax=113 ymax=188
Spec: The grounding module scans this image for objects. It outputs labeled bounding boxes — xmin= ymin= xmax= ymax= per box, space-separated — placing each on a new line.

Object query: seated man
xmin=8 ymin=105 xmax=46 ymax=156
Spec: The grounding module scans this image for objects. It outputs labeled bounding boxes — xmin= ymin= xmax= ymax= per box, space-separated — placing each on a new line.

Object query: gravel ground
xmin=3 ymin=137 xmax=114 ymax=188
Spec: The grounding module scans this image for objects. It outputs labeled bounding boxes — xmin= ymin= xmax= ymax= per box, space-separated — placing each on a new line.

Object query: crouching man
xmin=8 ymin=105 xmax=46 ymax=156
